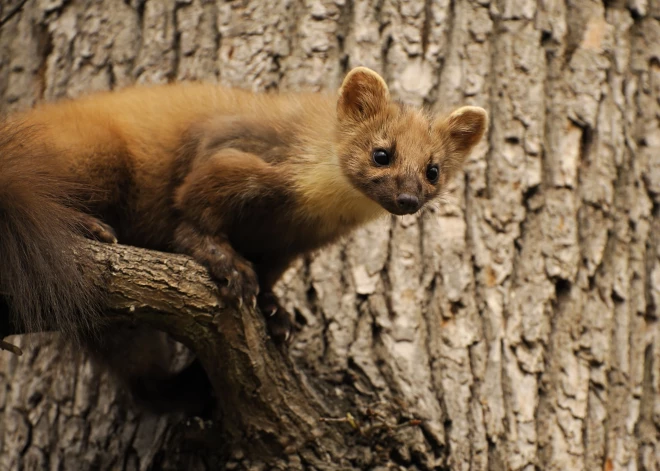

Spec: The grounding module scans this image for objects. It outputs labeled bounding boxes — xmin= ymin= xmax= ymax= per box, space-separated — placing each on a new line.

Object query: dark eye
xmin=372 ymin=149 xmax=391 ymax=167
xmin=426 ymin=165 xmax=439 ymax=184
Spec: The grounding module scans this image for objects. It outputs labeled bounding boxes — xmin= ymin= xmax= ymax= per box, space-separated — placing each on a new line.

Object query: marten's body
xmin=9 ymin=84 xmax=376 ymax=254
xmin=0 ymin=67 xmax=488 ymax=344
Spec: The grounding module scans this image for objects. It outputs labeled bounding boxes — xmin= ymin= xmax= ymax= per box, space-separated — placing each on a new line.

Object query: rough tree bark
xmin=0 ymin=0 xmax=659 ymax=470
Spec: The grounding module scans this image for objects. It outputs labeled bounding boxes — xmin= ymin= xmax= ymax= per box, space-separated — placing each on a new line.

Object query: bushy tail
xmin=0 ymin=121 xmax=102 ymax=339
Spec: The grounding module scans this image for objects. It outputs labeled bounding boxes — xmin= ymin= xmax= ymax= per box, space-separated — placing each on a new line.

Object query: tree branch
xmin=1 ymin=239 xmax=347 ymax=466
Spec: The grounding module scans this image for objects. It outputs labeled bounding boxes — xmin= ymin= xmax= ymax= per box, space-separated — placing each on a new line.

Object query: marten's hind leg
xmin=78 ymin=213 xmax=118 ymax=244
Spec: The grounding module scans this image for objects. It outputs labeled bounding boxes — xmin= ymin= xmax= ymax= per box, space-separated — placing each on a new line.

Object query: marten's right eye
xmin=372 ymin=149 xmax=391 ymax=166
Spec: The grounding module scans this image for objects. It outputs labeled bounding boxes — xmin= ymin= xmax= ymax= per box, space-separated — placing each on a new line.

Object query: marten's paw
xmin=204 ymin=247 xmax=259 ymax=306
xmin=80 ymin=214 xmax=118 ymax=244
xmin=173 ymin=223 xmax=259 ymax=306
xmin=257 ymin=292 xmax=292 ymax=345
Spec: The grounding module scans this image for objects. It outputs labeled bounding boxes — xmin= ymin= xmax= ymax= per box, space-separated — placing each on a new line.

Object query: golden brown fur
xmin=0 ymin=67 xmax=488 ymax=344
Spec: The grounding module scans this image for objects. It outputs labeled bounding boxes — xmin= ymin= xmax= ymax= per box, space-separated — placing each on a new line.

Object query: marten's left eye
xmin=426 ymin=165 xmax=439 ymax=184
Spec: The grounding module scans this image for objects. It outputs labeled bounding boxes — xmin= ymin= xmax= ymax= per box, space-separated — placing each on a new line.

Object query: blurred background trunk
xmin=0 ymin=0 xmax=658 ymax=469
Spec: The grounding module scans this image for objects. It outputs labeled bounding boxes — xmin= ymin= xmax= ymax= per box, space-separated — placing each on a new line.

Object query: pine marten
xmin=0 ymin=67 xmax=488 ymax=347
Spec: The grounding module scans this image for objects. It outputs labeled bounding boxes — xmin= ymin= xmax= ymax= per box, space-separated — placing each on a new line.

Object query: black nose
xmin=396 ymin=193 xmax=420 ymax=213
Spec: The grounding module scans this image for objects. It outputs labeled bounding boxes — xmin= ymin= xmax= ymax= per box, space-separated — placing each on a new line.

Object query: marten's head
xmin=336 ymin=67 xmax=488 ymax=216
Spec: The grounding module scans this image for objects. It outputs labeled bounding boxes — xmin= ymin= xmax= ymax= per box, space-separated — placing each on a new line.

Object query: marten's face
xmin=336 ymin=67 xmax=488 ymax=216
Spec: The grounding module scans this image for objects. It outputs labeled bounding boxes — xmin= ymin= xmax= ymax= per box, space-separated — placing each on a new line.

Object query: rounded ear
xmin=337 ymin=67 xmax=390 ymax=122
xmin=436 ymin=106 xmax=488 ymax=159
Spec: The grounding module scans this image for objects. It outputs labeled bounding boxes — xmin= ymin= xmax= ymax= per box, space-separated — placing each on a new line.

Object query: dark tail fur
xmin=0 ymin=122 xmax=211 ymax=414
xmin=0 ymin=121 xmax=102 ymax=339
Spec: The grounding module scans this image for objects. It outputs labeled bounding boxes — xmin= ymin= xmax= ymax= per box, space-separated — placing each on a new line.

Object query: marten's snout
xmin=396 ymin=193 xmax=420 ymax=214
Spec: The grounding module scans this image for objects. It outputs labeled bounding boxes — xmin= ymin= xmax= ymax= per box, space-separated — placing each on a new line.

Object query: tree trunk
xmin=1 ymin=0 xmax=659 ymax=470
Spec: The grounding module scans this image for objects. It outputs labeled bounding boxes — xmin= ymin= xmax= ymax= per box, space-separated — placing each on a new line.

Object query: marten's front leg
xmin=255 ymin=260 xmax=295 ymax=344
xmin=174 ymin=148 xmax=291 ymax=340
xmin=173 ymin=221 xmax=258 ymax=304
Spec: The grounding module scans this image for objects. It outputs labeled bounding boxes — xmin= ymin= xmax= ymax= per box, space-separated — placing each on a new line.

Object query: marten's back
xmin=11 ymin=82 xmax=333 ymax=172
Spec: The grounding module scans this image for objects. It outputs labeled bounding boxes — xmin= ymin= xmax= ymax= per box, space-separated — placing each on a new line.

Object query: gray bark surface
xmin=1 ymin=0 xmax=659 ymax=470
